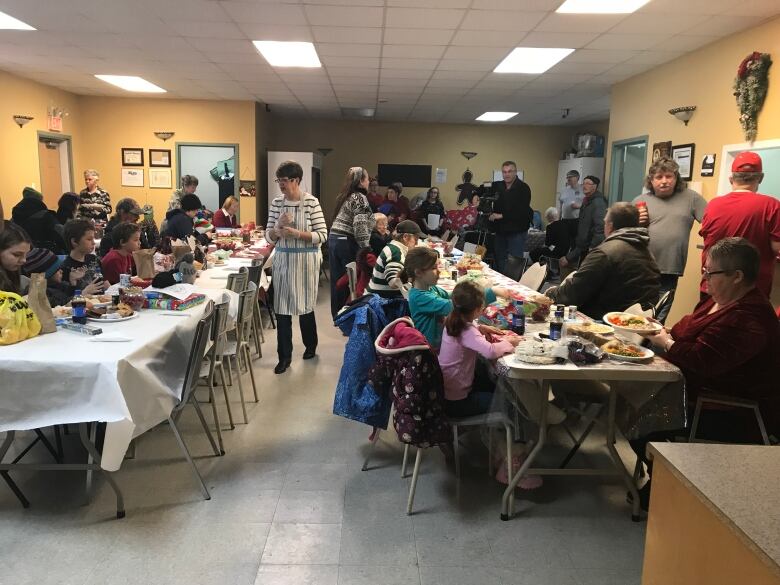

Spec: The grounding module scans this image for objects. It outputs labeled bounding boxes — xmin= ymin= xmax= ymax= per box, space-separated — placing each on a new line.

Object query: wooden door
xmin=38 ymin=140 xmax=62 ymax=209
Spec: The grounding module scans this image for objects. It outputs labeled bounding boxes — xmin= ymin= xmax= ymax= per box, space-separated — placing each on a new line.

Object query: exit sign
xmin=47 ymin=115 xmax=63 ymax=132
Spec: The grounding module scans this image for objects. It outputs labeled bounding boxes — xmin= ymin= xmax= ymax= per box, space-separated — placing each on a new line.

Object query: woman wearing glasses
xmin=418 ymin=187 xmax=446 ymax=236
xmin=629 ymin=237 xmax=780 ymax=510
xmin=267 ymin=161 xmax=328 ymax=374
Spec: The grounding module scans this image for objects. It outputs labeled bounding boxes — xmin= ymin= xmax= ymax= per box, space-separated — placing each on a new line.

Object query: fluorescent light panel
xmin=94 ymin=75 xmax=166 ymax=93
xmin=253 ymin=41 xmax=321 ymax=68
xmin=494 ymin=47 xmax=574 ymax=74
xmin=556 ymin=0 xmax=650 ymax=14
xmin=0 ymin=10 xmax=35 ymax=30
xmin=476 ymin=112 xmax=518 ymax=122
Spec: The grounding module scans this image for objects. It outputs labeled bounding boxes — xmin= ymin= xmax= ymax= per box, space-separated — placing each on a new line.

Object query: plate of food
xmin=87 ymin=302 xmax=136 ymax=322
xmin=603 ymin=312 xmax=662 ymax=335
xmin=568 ymin=321 xmax=614 ymax=335
xmin=601 ymin=339 xmax=654 ymax=362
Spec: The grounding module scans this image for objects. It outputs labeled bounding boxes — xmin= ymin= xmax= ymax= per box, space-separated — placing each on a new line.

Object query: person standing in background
xmin=700 ymin=151 xmax=780 ymax=298
xmin=366 ymin=177 xmax=384 ymax=211
xmin=558 ymin=170 xmax=583 ymax=241
xmin=560 ymin=175 xmax=606 ymax=271
xmin=266 ymin=160 xmax=328 ymax=374
xmin=419 ymin=187 xmax=446 ymax=236
xmin=79 ymin=170 xmax=111 ymax=222
xmin=328 ymin=166 xmax=375 ymax=317
xmin=632 ymin=157 xmax=706 ymax=322
xmin=489 ymin=161 xmax=533 ymax=275
xmin=168 ymin=175 xmax=199 ymax=211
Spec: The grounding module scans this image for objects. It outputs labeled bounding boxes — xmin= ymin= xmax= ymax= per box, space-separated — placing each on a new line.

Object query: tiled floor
xmin=0 ymin=293 xmax=645 ymax=585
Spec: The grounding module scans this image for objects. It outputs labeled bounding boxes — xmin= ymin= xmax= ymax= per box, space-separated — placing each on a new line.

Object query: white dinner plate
xmin=604 ymin=345 xmax=655 ymax=362
xmin=87 ymin=312 xmax=139 ymax=323
xmin=602 ymin=312 xmax=662 ymax=335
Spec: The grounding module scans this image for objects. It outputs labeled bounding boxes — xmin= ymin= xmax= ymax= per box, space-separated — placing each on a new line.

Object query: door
xmin=177 ymin=143 xmax=239 ymax=213
xmin=38 ymin=134 xmax=73 ymax=208
xmin=609 ymin=138 xmax=648 ymax=203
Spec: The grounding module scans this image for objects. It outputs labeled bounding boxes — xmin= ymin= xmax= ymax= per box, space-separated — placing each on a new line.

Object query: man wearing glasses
xmin=488 ymin=160 xmax=533 ymax=275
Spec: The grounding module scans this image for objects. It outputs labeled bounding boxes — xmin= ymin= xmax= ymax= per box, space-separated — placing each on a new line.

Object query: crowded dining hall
xmin=1 ymin=1 xmax=780 ymax=584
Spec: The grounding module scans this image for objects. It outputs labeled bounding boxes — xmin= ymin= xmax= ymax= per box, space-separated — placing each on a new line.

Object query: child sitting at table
xmin=403 ymin=247 xmax=509 ymax=350
xmin=101 ymin=222 xmax=141 ymax=284
xmin=22 ymin=248 xmax=74 ymax=306
xmin=438 ymin=281 xmax=520 ymax=418
xmin=61 ymin=219 xmax=107 ymax=296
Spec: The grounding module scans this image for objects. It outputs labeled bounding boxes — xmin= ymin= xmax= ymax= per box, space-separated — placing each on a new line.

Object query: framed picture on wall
xmin=149 ymin=148 xmax=171 ymax=167
xmin=121 ymin=168 xmax=144 ymax=187
xmin=671 ymin=143 xmax=695 ymax=181
xmin=149 ymin=168 xmax=172 ymax=189
xmin=122 ymin=147 xmax=144 ymax=166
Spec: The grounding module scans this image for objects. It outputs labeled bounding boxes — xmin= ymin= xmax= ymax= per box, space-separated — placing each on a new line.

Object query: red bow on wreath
xmin=737 ymin=51 xmax=762 ymax=79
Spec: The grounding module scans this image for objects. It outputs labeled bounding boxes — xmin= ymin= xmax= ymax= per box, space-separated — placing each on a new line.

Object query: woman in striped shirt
xmin=267 ymin=161 xmax=329 ymax=374
xmin=328 ymin=166 xmax=375 ymax=316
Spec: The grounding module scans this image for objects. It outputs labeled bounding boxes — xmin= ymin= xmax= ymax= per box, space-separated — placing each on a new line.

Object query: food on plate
xmin=514 ymin=339 xmax=559 ymax=364
xmin=115 ymin=302 xmax=134 ymax=318
xmin=52 ymin=305 xmax=72 ymax=318
xmin=604 ymin=312 xmax=660 ymax=331
xmin=119 ymin=287 xmax=145 ymax=311
xmin=518 ymin=294 xmax=553 ymax=322
xmin=456 ymin=254 xmax=483 ymax=273
xmin=130 ymin=276 xmax=151 ymax=288
xmin=601 ymin=339 xmax=648 ymax=359
xmin=568 ymin=321 xmax=614 ymax=335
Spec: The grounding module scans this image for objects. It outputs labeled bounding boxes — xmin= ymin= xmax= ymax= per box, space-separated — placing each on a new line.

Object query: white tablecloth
xmin=0 ymin=286 xmax=234 ymax=471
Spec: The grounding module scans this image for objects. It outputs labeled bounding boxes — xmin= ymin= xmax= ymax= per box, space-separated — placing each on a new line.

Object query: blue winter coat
xmin=332 ymin=294 xmax=408 ymax=428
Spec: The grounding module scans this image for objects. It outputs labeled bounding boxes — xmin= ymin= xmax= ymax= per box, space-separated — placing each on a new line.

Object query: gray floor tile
xmin=338 ymin=565 xmax=421 ymax=585
xmin=498 ymin=566 xmax=582 ymax=585
xmin=261 ymin=523 xmax=342 ymax=565
xmin=254 ymin=564 xmax=339 ymax=585
xmin=284 ymin=463 xmax=349 ymax=492
xmin=557 ymin=518 xmax=645 ymax=571
xmin=420 ymin=565 xmax=503 ymax=585
xmin=339 ymin=519 xmax=417 ymax=566
xmin=576 ymin=568 xmax=642 ymax=585
xmin=274 ymin=490 xmax=345 ymax=523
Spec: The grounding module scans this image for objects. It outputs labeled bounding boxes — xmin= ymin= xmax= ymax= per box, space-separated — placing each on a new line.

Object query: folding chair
xmin=689 ymin=393 xmax=771 ymax=445
xmin=345 ymin=261 xmax=357 ymax=301
xmin=245 ymin=264 xmax=265 ymax=356
xmin=226 ymin=269 xmax=248 ymax=294
xmin=167 ymin=301 xmax=221 ymax=500
xmin=518 ymin=261 xmax=548 ymax=291
xmin=257 ymin=250 xmax=276 ymax=329
xmin=220 ymin=288 xmax=260 ymax=423
xmin=652 ymin=290 xmax=673 ymax=324
xmin=504 ymin=255 xmax=528 ymax=282
xmin=198 ymin=301 xmax=233 ymax=455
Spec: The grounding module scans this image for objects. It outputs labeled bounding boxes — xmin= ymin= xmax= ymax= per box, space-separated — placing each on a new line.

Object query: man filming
xmin=488 ymin=160 xmax=533 ymax=275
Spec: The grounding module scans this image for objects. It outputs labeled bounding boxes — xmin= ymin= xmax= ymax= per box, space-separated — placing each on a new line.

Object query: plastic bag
xmin=0 ymin=291 xmax=42 ymax=345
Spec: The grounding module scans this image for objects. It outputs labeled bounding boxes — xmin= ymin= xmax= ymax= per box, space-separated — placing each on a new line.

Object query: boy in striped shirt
xmin=367 ymin=220 xmax=422 ymax=298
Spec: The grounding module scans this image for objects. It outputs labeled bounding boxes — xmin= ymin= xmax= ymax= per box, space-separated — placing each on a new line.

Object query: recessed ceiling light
xmin=253 ymin=41 xmax=321 ymax=68
xmin=0 ymin=10 xmax=35 ymax=30
xmin=556 ymin=0 xmax=650 ymax=14
xmin=476 ymin=112 xmax=518 ymax=122
xmin=94 ymin=75 xmax=166 ymax=93
xmin=494 ymin=47 xmax=574 ymax=74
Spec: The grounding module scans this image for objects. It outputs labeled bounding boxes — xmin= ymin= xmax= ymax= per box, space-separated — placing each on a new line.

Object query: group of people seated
xmin=0 ymin=170 xmax=245 ymax=308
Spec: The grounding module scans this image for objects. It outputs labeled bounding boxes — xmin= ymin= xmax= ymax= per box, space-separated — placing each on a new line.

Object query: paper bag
xmin=186 ymin=235 xmax=197 ymax=251
xmin=172 ymin=241 xmax=191 ymax=262
xmin=27 ymin=273 xmax=56 ymax=334
xmin=132 ymin=249 xmax=156 ymax=279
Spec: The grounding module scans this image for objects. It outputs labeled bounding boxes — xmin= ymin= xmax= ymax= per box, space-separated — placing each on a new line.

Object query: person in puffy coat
xmin=369 ymin=317 xmax=450 ymax=448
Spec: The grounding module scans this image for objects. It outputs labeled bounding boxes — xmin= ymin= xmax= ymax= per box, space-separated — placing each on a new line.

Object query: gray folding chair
xmin=226 ymin=270 xmax=248 ymax=294
xmin=345 ymin=261 xmax=357 ymax=301
xmin=518 ymin=261 xmax=548 ymax=291
xmin=198 ymin=301 xmax=233 ymax=454
xmin=220 ymin=288 xmax=260 ymax=423
xmin=168 ymin=301 xmax=221 ymax=500
xmin=504 ymin=255 xmax=527 ymax=281
xmin=245 ymin=264 xmax=265 ymax=356
xmin=689 ymin=393 xmax=771 ymax=445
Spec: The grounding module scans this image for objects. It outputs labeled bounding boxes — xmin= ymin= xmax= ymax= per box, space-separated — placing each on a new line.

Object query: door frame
xmin=37 ymin=131 xmax=75 ymax=193
xmin=175 ymin=142 xmax=240 ymax=199
xmin=608 ymin=135 xmax=648 ymax=204
xmin=717 ymin=138 xmax=780 ymax=196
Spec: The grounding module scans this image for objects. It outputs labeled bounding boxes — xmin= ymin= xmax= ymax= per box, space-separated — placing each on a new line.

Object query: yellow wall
xmin=79 ymin=96 xmax=257 ymax=224
xmin=607 ymin=16 xmax=780 ymax=323
xmin=0 ymin=70 xmax=83 ymax=215
xmin=264 ymin=117 xmax=586 ymax=222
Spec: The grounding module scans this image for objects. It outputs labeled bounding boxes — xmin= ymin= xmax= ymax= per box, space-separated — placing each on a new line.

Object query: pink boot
xmin=495 ymin=454 xmax=543 ymax=490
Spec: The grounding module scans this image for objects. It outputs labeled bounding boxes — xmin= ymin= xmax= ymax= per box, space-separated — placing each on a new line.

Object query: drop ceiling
xmin=0 ymin=0 xmax=777 ymax=125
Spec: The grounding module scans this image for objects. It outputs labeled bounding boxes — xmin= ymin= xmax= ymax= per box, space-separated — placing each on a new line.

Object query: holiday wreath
xmin=733 ymin=51 xmax=772 ymax=142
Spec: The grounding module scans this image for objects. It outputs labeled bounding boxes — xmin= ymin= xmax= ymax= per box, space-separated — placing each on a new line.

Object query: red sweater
xmin=666 ymin=288 xmax=780 ymax=435
xmin=101 ymin=249 xmax=135 ymax=285
xmin=213 ymin=208 xmax=238 ymax=228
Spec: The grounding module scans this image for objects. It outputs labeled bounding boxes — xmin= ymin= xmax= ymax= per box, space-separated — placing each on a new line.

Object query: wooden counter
xmin=642 ymin=443 xmax=780 ymax=585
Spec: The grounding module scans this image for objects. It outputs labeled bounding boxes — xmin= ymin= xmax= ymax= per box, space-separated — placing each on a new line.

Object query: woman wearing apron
xmin=266 ymin=160 xmax=328 ymax=374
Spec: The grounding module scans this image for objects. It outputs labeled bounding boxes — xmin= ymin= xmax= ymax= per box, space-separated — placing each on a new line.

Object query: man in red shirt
xmin=700 ymin=151 xmax=780 ymax=296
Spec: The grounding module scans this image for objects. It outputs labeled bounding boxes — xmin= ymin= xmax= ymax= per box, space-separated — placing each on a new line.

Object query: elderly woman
xmin=629 ymin=237 xmax=780 ymax=509
xmin=370 ymin=212 xmax=391 ymax=257
xmin=78 ymin=169 xmax=111 ymax=222
xmin=213 ymin=195 xmax=240 ymax=229
xmin=267 ymin=160 xmax=328 ymax=374
xmin=529 ymin=207 xmax=571 ymax=263
xmin=418 ymin=187 xmax=446 ymax=236
xmin=328 ymin=166 xmax=375 ymax=317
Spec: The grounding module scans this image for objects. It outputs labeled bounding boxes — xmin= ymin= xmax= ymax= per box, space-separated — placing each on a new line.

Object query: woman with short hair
xmin=267 ymin=160 xmax=328 ymax=374
xmin=79 ymin=170 xmax=111 ymax=222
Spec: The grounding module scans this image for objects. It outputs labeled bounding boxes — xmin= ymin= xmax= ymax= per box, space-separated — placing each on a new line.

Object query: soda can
xmin=567 ymin=305 xmax=578 ymax=320
xmin=451 ymin=269 xmax=458 ymax=281
xmin=119 ymin=273 xmax=131 ymax=287
xmin=549 ymin=320 xmax=563 ymax=341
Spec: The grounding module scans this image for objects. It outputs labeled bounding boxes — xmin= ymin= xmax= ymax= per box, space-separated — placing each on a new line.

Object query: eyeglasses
xmin=274 ymin=178 xmax=291 ymax=184
xmin=701 ymin=267 xmax=727 ymax=279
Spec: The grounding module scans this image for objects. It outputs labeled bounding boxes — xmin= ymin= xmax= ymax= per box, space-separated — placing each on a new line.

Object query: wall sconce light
xmin=461 ymin=151 xmax=478 ymax=160
xmin=669 ymin=106 xmax=696 ymax=126
xmin=13 ymin=115 xmax=34 ymax=128
xmin=154 ymin=131 xmax=175 ymax=141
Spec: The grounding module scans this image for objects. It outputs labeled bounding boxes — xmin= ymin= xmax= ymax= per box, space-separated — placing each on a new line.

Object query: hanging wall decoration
xmin=733 ymin=51 xmax=772 ymax=142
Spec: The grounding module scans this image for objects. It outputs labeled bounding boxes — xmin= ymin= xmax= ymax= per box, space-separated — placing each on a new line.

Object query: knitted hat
xmin=23 ymin=186 xmax=43 ymax=200
xmin=24 ymin=248 xmax=64 ymax=279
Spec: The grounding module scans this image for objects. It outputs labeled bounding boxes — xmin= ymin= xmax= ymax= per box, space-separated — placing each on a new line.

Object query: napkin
xmin=88 ymin=334 xmax=133 ymax=342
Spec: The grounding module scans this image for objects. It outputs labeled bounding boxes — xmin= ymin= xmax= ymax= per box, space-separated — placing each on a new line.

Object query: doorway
xmin=176 ymin=143 xmax=239 ymax=214
xmin=608 ymin=137 xmax=648 ymax=203
xmin=37 ymin=132 xmax=74 ymax=209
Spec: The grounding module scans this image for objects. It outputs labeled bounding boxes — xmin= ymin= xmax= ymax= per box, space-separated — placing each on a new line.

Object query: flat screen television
xmin=377 ymin=164 xmax=432 ymax=188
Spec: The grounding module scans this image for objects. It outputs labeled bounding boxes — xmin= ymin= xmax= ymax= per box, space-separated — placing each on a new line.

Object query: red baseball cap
xmin=731 ymin=151 xmax=762 ymax=172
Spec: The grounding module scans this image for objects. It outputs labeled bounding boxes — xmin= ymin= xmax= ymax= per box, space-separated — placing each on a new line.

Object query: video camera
xmin=474 ymin=182 xmax=498 ymax=232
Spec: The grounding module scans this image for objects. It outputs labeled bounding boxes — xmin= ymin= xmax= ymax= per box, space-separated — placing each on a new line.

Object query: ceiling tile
xmin=430 ymin=69 xmax=486 ymax=80
xmin=610 ymin=12 xmax=712 ymax=35
xmin=638 ymin=0 xmax=732 ymax=14
xmin=317 ymin=43 xmax=381 ymax=57
xmin=449 ymin=30 xmax=526 ymax=47
xmin=170 ymin=21 xmax=245 ymax=38
xmin=322 ymin=55 xmax=380 ymax=68
xmin=472 ymin=0 xmax=561 ymax=8
xmin=383 ymin=28 xmax=454 ymax=45
xmin=385 ymin=8 xmax=466 ymax=29
xmin=304 ymin=5 xmax=384 ymax=27
xmin=651 ymin=36 xmax=718 ymax=52
xmin=721 ymin=0 xmax=780 ymax=16
xmin=443 ymin=46 xmax=511 ymax=61
xmin=518 ymin=31 xmax=600 ymax=48
xmin=689 ymin=14 xmax=767 ymax=36
xmin=565 ymin=49 xmax=638 ymax=64
xmin=623 ymin=51 xmax=685 ymax=66
xmin=382 ymin=45 xmax=446 ymax=59
xmin=388 ymin=0 xmax=470 ymax=6
xmin=236 ymin=23 xmax=313 ymax=41
xmin=548 ymin=61 xmax=616 ymax=75
xmin=436 ymin=59 xmax=496 ymax=71
xmin=586 ymin=34 xmax=673 ymax=51
xmin=220 ymin=3 xmax=306 ymax=24
xmin=382 ymin=58 xmax=439 ymax=70
xmin=326 ymin=66 xmax=381 ymax=77
xmin=460 ymin=10 xmax=547 ymax=31
xmin=427 ymin=77 xmax=478 ymax=87
xmin=312 ymin=26 xmax=381 ymax=44
xmin=535 ymin=13 xmax=628 ymax=33
xmin=380 ymin=68 xmax=433 ymax=79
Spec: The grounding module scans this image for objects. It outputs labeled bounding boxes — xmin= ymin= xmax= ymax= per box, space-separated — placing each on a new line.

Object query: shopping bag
xmin=27 ymin=273 xmax=56 ymax=334
xmin=0 ymin=291 xmax=41 ymax=345
xmin=171 ymin=239 xmax=191 ymax=262
xmin=132 ymin=249 xmax=156 ymax=279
